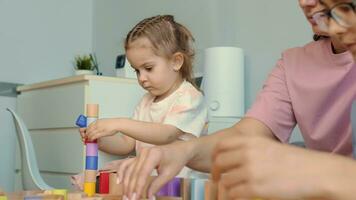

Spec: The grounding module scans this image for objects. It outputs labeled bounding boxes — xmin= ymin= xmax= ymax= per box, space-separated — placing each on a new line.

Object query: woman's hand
xmin=212 ymin=136 xmax=356 ymax=200
xmin=118 ymin=142 xmax=193 ymax=200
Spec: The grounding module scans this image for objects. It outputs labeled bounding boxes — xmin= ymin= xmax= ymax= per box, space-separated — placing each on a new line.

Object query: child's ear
xmin=172 ymin=52 xmax=184 ymax=71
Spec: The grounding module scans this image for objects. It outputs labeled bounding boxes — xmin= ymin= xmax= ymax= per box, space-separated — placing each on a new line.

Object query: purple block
xmin=156 ymin=182 xmax=169 ymax=196
xmin=157 ymin=177 xmax=181 ymax=197
xmin=86 ymin=143 xmax=98 ymax=156
xmin=167 ymin=177 xmax=181 ymax=197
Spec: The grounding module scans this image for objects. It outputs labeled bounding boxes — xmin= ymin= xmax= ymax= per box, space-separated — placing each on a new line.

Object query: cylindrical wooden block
xmin=217 ymin=182 xmax=228 ymax=200
xmin=204 ymin=181 xmax=217 ymax=200
xmin=86 ymin=117 xmax=97 ymax=126
xmin=84 ymin=182 xmax=96 ymax=197
xmin=85 ymin=170 xmax=97 ymax=182
xmin=51 ymin=189 xmax=67 ymax=200
xmin=99 ymin=172 xmax=110 ymax=194
xmin=167 ymin=178 xmax=181 ymax=197
xmin=86 ymin=143 xmax=98 ymax=156
xmin=181 ymin=178 xmax=191 ymax=200
xmin=86 ymin=104 xmax=99 ymax=117
xmin=191 ymin=179 xmax=206 ymax=200
xmin=108 ymin=173 xmax=123 ymax=195
xmin=85 ymin=156 xmax=98 ymax=170
xmin=85 ymin=138 xmax=98 ymax=144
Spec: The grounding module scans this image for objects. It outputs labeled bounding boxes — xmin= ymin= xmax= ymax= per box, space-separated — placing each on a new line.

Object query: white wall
xmin=93 ymin=0 xmax=309 ymax=142
xmin=0 ymin=0 xmax=93 ymax=84
xmin=0 ymin=0 xmax=93 ymax=191
xmin=93 ymin=0 xmax=219 ymax=76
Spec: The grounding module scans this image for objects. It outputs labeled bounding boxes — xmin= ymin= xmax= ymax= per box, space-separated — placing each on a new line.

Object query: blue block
xmin=76 ymin=114 xmax=87 ymax=127
xmin=85 ymin=156 xmax=98 ymax=170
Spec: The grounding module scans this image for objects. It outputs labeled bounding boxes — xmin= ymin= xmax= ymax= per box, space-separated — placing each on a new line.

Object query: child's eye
xmin=134 ymin=69 xmax=140 ymax=74
xmin=145 ymin=66 xmax=153 ymax=71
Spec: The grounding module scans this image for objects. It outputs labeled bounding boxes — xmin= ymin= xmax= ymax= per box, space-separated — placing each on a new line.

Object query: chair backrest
xmin=351 ymin=101 xmax=356 ymax=158
xmin=7 ymin=108 xmax=53 ymax=190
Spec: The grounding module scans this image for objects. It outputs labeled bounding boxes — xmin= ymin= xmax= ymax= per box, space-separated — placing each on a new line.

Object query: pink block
xmin=86 ymin=143 xmax=98 ymax=156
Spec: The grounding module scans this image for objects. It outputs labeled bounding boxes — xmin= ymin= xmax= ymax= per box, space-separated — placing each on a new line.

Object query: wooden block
xmin=180 ymin=178 xmax=190 ymax=200
xmin=86 ymin=104 xmax=99 ymax=118
xmin=5 ymin=191 xmax=42 ymax=200
xmin=157 ymin=197 xmax=182 ymax=200
xmin=204 ymin=180 xmax=217 ymax=200
xmin=217 ymin=182 xmax=228 ymax=200
xmin=84 ymin=182 xmax=96 ymax=197
xmin=67 ymin=192 xmax=85 ymax=200
xmin=85 ymin=170 xmax=98 ymax=183
xmin=109 ymin=173 xmax=123 ymax=195
xmin=81 ymin=197 xmax=103 ymax=200
xmin=51 ymin=189 xmax=67 ymax=200
xmin=40 ymin=194 xmax=65 ymax=200
xmin=96 ymin=194 xmax=121 ymax=200
xmin=108 ymin=173 xmax=154 ymax=199
xmin=99 ymin=172 xmax=110 ymax=194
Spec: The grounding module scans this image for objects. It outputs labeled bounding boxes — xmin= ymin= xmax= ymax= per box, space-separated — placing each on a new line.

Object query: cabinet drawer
xmin=17 ymin=83 xmax=85 ymax=129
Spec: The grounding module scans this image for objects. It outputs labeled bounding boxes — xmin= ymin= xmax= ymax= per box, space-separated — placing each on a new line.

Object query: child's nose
xmin=138 ymin=72 xmax=147 ymax=82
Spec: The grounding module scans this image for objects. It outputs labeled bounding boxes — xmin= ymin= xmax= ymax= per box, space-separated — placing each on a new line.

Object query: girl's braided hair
xmin=125 ymin=15 xmax=197 ymax=89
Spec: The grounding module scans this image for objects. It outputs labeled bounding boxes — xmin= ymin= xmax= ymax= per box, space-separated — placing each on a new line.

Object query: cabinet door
xmin=87 ymin=80 xmax=145 ymax=118
xmin=17 ymin=83 xmax=85 ymax=129
xmin=31 ymin=129 xmax=83 ymax=174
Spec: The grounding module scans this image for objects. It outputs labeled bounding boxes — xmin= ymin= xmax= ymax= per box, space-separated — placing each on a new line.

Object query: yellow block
xmin=52 ymin=189 xmax=67 ymax=200
xmin=0 ymin=196 xmax=7 ymax=200
xmin=84 ymin=182 xmax=96 ymax=197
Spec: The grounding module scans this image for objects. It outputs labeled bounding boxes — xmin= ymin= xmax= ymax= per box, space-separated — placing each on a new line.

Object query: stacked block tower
xmin=84 ymin=104 xmax=99 ymax=197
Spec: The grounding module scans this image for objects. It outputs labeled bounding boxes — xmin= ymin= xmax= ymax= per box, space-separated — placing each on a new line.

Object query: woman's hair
xmin=125 ymin=15 xmax=197 ymax=89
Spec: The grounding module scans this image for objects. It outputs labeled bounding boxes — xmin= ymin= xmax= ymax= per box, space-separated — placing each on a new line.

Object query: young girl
xmin=72 ymin=15 xmax=208 ymax=189
xmin=82 ymin=14 xmax=207 ymax=152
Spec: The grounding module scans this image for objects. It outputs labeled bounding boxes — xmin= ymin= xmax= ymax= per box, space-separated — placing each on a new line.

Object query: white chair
xmin=7 ymin=108 xmax=53 ymax=190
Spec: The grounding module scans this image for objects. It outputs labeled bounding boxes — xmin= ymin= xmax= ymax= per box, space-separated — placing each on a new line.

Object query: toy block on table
xmin=24 ymin=195 xmax=64 ymax=200
xmin=217 ymin=182 xmax=228 ymax=200
xmin=204 ymin=180 xmax=217 ymax=200
xmin=108 ymin=172 xmax=155 ymax=198
xmin=180 ymin=178 xmax=190 ymax=200
xmin=75 ymin=104 xmax=100 ymax=197
xmin=99 ymin=172 xmax=110 ymax=194
xmin=157 ymin=177 xmax=181 ymax=197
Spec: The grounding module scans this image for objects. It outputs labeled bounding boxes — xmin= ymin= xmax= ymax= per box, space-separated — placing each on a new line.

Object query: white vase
xmin=74 ymin=70 xmax=94 ymax=76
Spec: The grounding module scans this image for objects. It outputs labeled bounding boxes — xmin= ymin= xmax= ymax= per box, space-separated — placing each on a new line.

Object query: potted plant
xmin=74 ymin=54 xmax=95 ymax=75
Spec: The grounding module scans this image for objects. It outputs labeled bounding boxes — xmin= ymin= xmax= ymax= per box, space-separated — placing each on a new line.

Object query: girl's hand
xmin=79 ymin=128 xmax=87 ymax=143
xmin=120 ymin=143 xmax=190 ymax=200
xmin=85 ymin=118 xmax=120 ymax=141
xmin=70 ymin=172 xmax=84 ymax=191
xmin=211 ymin=136 xmax=352 ymax=200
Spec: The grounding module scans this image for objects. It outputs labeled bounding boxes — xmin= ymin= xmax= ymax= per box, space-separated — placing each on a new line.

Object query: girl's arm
xmin=85 ymin=118 xmax=184 ymax=145
xmin=115 ymin=118 xmax=184 ymax=145
xmin=97 ymin=134 xmax=136 ymax=155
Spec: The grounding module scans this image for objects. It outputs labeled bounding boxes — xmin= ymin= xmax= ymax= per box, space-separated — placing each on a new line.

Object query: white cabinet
xmin=16 ymin=75 xmax=144 ymax=189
